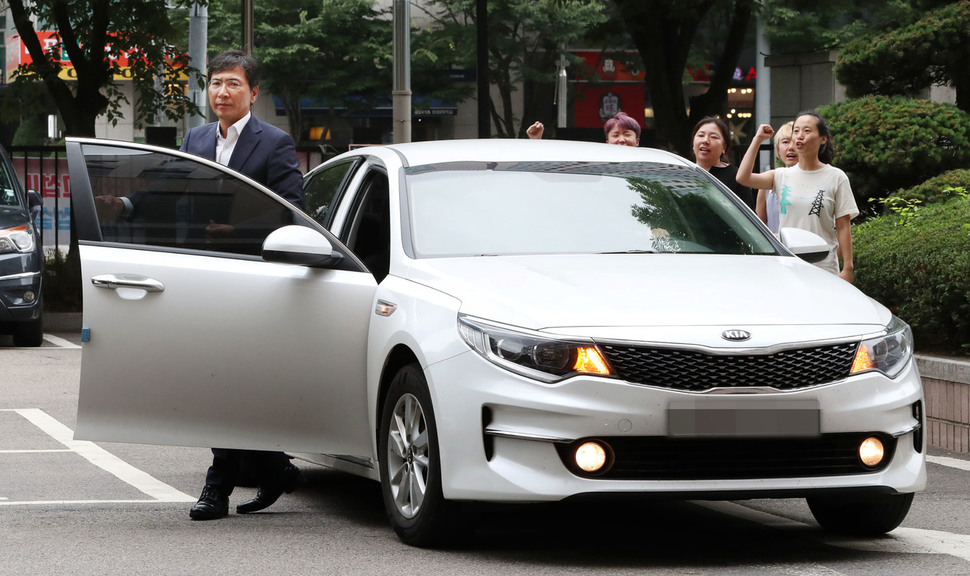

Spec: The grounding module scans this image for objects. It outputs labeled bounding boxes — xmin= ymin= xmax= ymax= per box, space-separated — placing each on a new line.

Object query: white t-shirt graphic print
xmin=775 ymin=164 xmax=859 ymax=275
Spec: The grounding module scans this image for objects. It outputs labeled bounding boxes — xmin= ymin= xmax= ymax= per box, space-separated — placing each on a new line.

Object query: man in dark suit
xmin=184 ymin=49 xmax=305 ymax=521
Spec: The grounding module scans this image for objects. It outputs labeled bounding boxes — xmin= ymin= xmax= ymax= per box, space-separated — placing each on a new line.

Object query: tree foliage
xmin=207 ymin=0 xmax=474 ymax=142
xmin=5 ymin=0 xmax=200 ymax=137
xmin=417 ymin=0 xmax=607 ymax=138
xmin=208 ymin=0 xmax=391 ymax=141
xmin=761 ymin=0 xmax=915 ymax=54
xmin=818 ymin=95 xmax=970 ymax=208
xmin=611 ymin=0 xmax=754 ymax=156
xmin=836 ymin=0 xmax=970 ymax=112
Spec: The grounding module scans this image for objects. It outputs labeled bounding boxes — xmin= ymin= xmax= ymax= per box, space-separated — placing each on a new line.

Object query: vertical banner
xmin=572 ymin=85 xmax=646 ymax=130
xmin=570 ymin=51 xmax=647 ymax=131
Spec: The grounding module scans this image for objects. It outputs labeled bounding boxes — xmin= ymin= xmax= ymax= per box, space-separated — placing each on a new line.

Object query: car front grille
xmin=557 ymin=433 xmax=896 ymax=480
xmin=599 ymin=342 xmax=858 ymax=392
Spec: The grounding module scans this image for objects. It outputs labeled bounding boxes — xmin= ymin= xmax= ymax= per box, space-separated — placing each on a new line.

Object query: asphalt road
xmin=2 ymin=331 xmax=970 ymax=575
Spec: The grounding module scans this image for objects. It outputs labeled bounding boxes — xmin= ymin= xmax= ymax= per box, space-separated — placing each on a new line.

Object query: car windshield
xmin=404 ymin=161 xmax=778 ymax=257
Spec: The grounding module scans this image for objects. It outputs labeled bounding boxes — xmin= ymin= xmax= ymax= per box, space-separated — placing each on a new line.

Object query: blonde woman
xmin=755 ymin=121 xmax=797 ymax=233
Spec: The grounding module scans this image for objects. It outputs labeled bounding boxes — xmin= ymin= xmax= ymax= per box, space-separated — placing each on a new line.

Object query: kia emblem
xmin=721 ymin=329 xmax=751 ymax=342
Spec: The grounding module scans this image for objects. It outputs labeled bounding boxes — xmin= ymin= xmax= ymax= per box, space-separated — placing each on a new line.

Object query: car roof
xmin=353 ymin=139 xmax=696 ymax=169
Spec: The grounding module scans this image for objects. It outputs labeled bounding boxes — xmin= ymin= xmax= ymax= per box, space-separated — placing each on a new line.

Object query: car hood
xmin=403 ymin=254 xmax=891 ymax=346
xmin=0 ymin=205 xmax=30 ymax=228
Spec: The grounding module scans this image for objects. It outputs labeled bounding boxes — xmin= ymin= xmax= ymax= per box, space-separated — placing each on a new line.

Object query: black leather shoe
xmin=189 ymin=485 xmax=229 ymax=520
xmin=236 ymin=464 xmax=305 ymax=514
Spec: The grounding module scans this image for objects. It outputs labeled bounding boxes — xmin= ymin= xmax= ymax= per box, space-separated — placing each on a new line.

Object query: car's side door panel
xmin=68 ymin=139 xmax=376 ymax=457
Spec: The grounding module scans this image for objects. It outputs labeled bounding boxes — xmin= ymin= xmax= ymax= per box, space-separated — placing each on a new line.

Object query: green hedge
xmin=854 ymin=192 xmax=970 ymax=354
xmin=889 ymin=169 xmax=970 ymax=205
xmin=818 ymin=96 xmax=970 ymax=210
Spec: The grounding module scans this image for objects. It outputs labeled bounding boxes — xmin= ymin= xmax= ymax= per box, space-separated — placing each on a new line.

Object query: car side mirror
xmin=262 ymin=225 xmax=343 ymax=267
xmin=27 ymin=190 xmax=42 ymax=220
xmin=778 ymin=227 xmax=829 ymax=264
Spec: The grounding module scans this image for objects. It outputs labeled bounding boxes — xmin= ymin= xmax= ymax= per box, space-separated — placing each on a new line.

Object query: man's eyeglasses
xmin=208 ymin=79 xmax=246 ymax=92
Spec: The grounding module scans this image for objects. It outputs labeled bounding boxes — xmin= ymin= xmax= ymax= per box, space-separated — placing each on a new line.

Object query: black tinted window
xmin=304 ymin=158 xmax=359 ymax=227
xmin=83 ymin=145 xmax=303 ymax=256
xmin=1 ymin=152 xmax=23 ymax=208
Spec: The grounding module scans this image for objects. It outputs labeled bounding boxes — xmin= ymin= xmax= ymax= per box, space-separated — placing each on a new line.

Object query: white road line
xmin=0 ymin=499 xmax=172 ymax=507
xmin=0 ymin=449 xmax=73 ymax=454
xmin=696 ymin=500 xmax=807 ymax=529
xmin=822 ymin=528 xmax=970 ymax=563
xmin=42 ymin=333 xmax=81 ymax=349
xmin=11 ymin=408 xmax=195 ymax=503
xmin=927 ymin=454 xmax=970 ymax=472
xmin=694 ymin=501 xmax=847 ymax=575
xmin=700 ymin=500 xmax=970 ymax=564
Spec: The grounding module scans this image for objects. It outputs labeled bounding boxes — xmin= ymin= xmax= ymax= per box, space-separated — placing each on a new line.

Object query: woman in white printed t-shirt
xmin=736 ymin=111 xmax=860 ymax=283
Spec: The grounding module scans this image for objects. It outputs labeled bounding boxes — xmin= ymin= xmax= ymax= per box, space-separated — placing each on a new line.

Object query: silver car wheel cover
xmin=386 ymin=392 xmax=429 ymax=519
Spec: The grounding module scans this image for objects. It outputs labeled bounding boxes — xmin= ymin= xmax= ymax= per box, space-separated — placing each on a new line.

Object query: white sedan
xmin=67 ymin=137 xmax=925 ymax=547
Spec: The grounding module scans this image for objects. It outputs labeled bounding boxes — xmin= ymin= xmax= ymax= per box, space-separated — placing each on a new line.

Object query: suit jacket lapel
xmin=197 ymin=124 xmax=219 ymax=161
xmin=227 ymin=116 xmax=261 ymax=173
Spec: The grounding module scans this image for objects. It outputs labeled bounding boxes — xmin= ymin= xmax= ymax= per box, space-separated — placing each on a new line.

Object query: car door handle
xmin=91 ymin=274 xmax=165 ymax=293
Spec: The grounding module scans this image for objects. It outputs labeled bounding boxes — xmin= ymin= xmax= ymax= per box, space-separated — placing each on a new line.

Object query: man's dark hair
xmin=207 ymin=50 xmax=260 ymax=88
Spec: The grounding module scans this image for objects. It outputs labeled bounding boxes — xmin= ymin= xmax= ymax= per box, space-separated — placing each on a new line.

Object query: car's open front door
xmin=67 ymin=138 xmax=376 ymax=457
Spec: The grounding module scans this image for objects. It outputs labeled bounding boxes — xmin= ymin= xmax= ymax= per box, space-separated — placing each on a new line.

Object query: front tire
xmin=807 ymin=492 xmax=914 ymax=536
xmin=378 ymin=363 xmax=463 ymax=547
xmin=13 ymin=315 xmax=43 ymax=347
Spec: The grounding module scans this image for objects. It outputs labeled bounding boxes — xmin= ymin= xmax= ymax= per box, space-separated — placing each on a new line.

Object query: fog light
xmin=574 ymin=441 xmax=608 ymax=473
xmin=23 ymin=290 xmax=36 ymax=303
xmin=859 ymin=436 xmax=885 ymax=467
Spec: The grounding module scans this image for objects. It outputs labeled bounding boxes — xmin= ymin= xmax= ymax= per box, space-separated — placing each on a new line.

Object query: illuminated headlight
xmin=0 ymin=225 xmax=35 ymax=254
xmin=850 ymin=316 xmax=913 ymax=379
xmin=458 ymin=315 xmax=613 ymax=383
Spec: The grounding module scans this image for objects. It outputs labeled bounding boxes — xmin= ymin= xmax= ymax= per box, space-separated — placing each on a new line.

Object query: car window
xmin=343 ymin=170 xmax=390 ymax=282
xmin=304 ymin=158 xmax=360 ymax=228
xmin=0 ymin=151 xmax=22 ymax=208
xmin=404 ymin=161 xmax=779 ymax=257
xmin=82 ymin=144 xmax=306 ymax=257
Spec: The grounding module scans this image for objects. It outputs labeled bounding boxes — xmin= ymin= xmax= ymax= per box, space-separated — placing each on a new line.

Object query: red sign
xmin=573 ymin=51 xmax=645 ymax=83
xmin=572 ymin=85 xmax=645 ymax=130
xmin=6 ymin=31 xmax=163 ymax=81
xmin=12 ymin=158 xmax=71 ymax=199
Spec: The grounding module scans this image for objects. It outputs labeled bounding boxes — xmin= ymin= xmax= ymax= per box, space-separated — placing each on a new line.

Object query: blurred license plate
xmin=668 ymin=399 xmax=820 ymax=437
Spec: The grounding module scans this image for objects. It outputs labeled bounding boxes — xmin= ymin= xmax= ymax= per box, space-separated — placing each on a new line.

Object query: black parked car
xmin=0 ymin=145 xmax=44 ymax=346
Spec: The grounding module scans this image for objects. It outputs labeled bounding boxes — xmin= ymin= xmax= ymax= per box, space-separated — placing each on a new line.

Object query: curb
xmin=44 ymin=312 xmax=83 ymax=333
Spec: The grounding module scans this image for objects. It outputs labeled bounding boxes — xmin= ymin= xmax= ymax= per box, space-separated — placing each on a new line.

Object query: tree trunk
xmin=612 ymin=0 xmax=754 ymax=157
xmin=8 ymin=0 xmax=108 ymax=312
